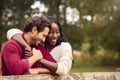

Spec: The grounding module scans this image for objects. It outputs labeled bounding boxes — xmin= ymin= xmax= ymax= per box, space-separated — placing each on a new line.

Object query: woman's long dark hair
xmin=46 ymin=16 xmax=68 ymax=46
xmin=46 ymin=16 xmax=74 ymax=64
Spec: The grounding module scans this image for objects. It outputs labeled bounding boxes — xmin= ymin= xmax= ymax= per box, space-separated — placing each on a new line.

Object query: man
xmin=1 ymin=15 xmax=56 ymax=76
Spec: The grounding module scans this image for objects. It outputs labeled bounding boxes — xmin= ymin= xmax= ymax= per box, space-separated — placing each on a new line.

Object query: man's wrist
xmin=38 ymin=58 xmax=43 ymax=62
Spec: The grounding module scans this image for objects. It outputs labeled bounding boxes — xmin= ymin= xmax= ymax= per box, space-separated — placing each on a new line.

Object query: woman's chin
xmin=50 ymin=42 xmax=56 ymax=46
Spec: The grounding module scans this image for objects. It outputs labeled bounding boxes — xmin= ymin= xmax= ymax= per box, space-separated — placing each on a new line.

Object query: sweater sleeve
xmin=2 ymin=41 xmax=29 ymax=75
xmin=7 ymin=28 xmax=23 ymax=40
xmin=56 ymin=43 xmax=73 ymax=75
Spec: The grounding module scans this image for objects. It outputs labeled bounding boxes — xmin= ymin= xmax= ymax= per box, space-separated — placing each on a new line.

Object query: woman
xmin=7 ymin=16 xmax=73 ymax=75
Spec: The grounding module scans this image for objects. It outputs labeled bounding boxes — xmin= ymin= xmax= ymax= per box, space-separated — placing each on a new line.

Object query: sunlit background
xmin=1 ymin=0 xmax=120 ymax=74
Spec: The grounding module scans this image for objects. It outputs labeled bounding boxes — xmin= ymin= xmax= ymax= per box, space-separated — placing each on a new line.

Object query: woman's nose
xmin=53 ymin=33 xmax=57 ymax=38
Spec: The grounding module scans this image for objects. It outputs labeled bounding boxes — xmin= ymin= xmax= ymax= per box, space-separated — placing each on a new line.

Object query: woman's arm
xmin=37 ymin=45 xmax=57 ymax=72
xmin=12 ymin=34 xmax=32 ymax=58
xmin=12 ymin=34 xmax=30 ymax=48
xmin=7 ymin=28 xmax=32 ymax=58
xmin=39 ymin=59 xmax=58 ymax=72
xmin=7 ymin=28 xmax=30 ymax=49
xmin=7 ymin=28 xmax=23 ymax=40
xmin=40 ymin=43 xmax=73 ymax=75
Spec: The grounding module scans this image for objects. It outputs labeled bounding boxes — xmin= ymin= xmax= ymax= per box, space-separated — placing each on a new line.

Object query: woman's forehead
xmin=51 ymin=23 xmax=59 ymax=30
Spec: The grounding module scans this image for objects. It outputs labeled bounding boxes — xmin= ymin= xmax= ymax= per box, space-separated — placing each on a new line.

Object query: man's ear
xmin=31 ymin=26 xmax=37 ymax=33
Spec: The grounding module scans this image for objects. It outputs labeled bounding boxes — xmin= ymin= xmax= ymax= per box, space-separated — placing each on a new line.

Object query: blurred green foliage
xmin=70 ymin=66 xmax=116 ymax=72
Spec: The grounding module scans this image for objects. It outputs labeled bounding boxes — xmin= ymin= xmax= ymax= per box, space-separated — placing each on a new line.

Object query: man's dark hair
xmin=23 ymin=15 xmax=51 ymax=33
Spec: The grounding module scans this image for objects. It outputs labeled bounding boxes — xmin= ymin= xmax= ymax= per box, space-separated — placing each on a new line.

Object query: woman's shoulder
xmin=60 ymin=42 xmax=72 ymax=49
xmin=52 ymin=42 xmax=72 ymax=51
xmin=61 ymin=42 xmax=71 ymax=46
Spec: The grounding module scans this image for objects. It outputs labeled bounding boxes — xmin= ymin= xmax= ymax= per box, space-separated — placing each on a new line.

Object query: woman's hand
xmin=28 ymin=68 xmax=50 ymax=74
xmin=28 ymin=68 xmax=39 ymax=74
xmin=24 ymin=46 xmax=33 ymax=58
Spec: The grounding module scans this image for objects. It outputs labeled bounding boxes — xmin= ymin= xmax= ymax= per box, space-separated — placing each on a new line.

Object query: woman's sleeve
xmin=7 ymin=28 xmax=23 ymax=40
xmin=56 ymin=43 xmax=73 ymax=75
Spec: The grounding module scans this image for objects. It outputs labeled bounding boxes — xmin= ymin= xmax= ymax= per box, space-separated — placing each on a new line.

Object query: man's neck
xmin=23 ymin=32 xmax=31 ymax=45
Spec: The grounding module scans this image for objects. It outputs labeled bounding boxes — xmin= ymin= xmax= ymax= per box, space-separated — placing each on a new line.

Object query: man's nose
xmin=42 ymin=38 xmax=45 ymax=42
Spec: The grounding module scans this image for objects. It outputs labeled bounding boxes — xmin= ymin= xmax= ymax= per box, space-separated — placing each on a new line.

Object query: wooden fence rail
xmin=0 ymin=72 xmax=120 ymax=80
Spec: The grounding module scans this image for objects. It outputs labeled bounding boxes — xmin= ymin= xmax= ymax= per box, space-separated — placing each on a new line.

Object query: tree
xmin=0 ymin=0 xmax=33 ymax=50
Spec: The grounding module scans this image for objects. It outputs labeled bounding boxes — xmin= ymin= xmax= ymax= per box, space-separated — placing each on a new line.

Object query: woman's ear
xmin=31 ymin=26 xmax=37 ymax=33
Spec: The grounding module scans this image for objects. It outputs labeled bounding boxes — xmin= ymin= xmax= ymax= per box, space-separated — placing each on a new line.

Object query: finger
xmin=25 ymin=49 xmax=31 ymax=52
xmin=25 ymin=49 xmax=32 ymax=53
xmin=32 ymin=48 xmax=35 ymax=53
xmin=24 ymin=53 xmax=33 ymax=56
xmin=32 ymin=48 xmax=35 ymax=51
xmin=24 ymin=54 xmax=32 ymax=59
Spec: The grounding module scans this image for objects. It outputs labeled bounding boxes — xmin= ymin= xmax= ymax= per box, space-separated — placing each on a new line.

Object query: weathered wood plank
xmin=0 ymin=72 xmax=120 ymax=80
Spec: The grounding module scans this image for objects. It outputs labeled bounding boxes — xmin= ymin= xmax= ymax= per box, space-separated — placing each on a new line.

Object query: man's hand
xmin=32 ymin=48 xmax=43 ymax=60
xmin=27 ymin=48 xmax=43 ymax=68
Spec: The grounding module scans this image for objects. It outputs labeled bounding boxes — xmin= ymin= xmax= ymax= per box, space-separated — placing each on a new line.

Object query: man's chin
xmin=36 ymin=43 xmax=41 ymax=46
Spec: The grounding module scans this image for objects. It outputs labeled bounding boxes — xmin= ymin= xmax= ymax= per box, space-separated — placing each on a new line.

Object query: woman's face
xmin=47 ymin=23 xmax=60 ymax=46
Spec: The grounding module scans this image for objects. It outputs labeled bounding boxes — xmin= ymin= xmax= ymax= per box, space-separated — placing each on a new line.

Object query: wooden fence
xmin=0 ymin=72 xmax=120 ymax=80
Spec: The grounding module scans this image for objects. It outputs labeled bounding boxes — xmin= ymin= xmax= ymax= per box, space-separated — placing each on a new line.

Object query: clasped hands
xmin=24 ymin=46 xmax=44 ymax=74
xmin=24 ymin=46 xmax=43 ymax=60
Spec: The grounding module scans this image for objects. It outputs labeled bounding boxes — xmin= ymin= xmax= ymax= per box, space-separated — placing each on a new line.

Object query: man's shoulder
xmin=5 ymin=40 xmax=18 ymax=45
xmin=1 ymin=40 xmax=23 ymax=54
xmin=3 ymin=40 xmax=21 ymax=48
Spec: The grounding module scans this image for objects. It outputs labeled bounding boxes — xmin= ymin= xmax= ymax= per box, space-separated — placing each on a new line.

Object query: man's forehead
xmin=39 ymin=27 xmax=49 ymax=34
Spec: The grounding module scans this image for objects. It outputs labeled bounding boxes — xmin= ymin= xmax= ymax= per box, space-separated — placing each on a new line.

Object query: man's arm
xmin=28 ymin=68 xmax=51 ymax=74
xmin=2 ymin=42 xmax=42 ymax=75
xmin=28 ymin=48 xmax=43 ymax=68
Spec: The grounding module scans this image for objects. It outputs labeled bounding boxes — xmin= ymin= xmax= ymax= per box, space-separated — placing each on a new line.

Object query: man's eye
xmin=44 ymin=35 xmax=47 ymax=37
xmin=57 ymin=31 xmax=60 ymax=34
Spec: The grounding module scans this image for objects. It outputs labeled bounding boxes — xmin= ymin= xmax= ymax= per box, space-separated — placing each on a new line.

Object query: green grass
xmin=70 ymin=66 xmax=117 ymax=73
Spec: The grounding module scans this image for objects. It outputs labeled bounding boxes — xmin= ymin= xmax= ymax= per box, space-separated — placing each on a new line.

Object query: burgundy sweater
xmin=1 ymin=40 xmax=56 ymax=76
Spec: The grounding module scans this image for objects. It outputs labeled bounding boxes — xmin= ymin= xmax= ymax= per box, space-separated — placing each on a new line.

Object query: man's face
xmin=31 ymin=27 xmax=49 ymax=46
